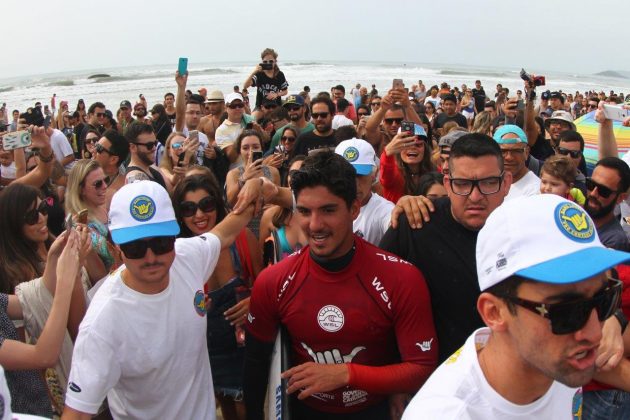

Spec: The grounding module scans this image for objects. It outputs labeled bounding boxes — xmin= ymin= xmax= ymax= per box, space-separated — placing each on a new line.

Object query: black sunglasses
xmin=132 ymin=141 xmax=158 ymax=151
xmin=286 ymin=105 xmax=301 ymax=112
xmin=84 ymin=136 xmax=99 ymax=144
xmin=95 ymin=143 xmax=113 ymax=155
xmin=556 ymin=147 xmax=581 ymax=159
xmin=263 ymin=104 xmax=278 ymax=109
xmin=179 ymin=196 xmax=216 ymax=218
xmin=384 ymin=118 xmax=403 ymax=125
xmin=90 ymin=178 xmax=107 ymax=189
xmin=500 ymin=278 xmax=622 ymax=335
xmin=119 ymin=236 xmax=176 ymax=259
xmin=311 ymin=112 xmax=330 ymax=120
xmin=370 ymin=102 xmax=381 ymax=106
xmin=281 ymin=136 xmax=296 ymax=142
xmin=227 ymin=103 xmax=244 ymax=109
xmin=24 ymin=200 xmax=49 ymax=225
xmin=586 ymin=178 xmax=618 ymax=199
xmin=95 ymin=112 xmax=106 ymax=118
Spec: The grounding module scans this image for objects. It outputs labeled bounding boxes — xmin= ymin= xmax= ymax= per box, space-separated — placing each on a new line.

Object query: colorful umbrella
xmin=576 ymin=111 xmax=630 ymax=170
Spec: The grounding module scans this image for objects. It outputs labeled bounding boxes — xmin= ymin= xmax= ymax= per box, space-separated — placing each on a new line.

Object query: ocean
xmin=1 ymin=61 xmax=630 ymax=112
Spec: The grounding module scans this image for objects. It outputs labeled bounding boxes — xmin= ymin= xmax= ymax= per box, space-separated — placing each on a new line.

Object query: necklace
xmin=106 ymin=171 xmax=119 ymax=187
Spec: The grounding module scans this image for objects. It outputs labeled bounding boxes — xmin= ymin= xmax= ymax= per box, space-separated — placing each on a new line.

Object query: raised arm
xmin=14 ymin=126 xmax=55 ymax=188
xmin=174 ymin=71 xmax=188 ymax=132
xmin=597 ymin=102 xmax=618 ymax=159
xmin=523 ymin=83 xmax=539 ymax=147
xmin=243 ymin=64 xmax=262 ymax=91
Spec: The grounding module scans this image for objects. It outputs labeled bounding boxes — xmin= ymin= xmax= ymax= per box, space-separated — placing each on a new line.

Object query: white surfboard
xmin=267 ymin=327 xmax=291 ymax=420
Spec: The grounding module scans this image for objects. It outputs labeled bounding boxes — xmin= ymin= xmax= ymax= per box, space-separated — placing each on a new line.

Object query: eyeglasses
xmin=95 ymin=143 xmax=113 ymax=155
xmin=132 ymin=141 xmax=158 ymax=151
xmin=262 ymin=104 xmax=278 ymax=109
xmin=358 ymin=113 xmax=369 ymax=117
xmin=119 ymin=236 xmax=176 ymax=259
xmin=588 ymin=104 xmax=598 ymax=109
xmin=370 ymin=102 xmax=381 ymax=107
xmin=586 ymin=178 xmax=618 ymax=199
xmin=95 ymin=112 xmax=106 ymax=118
xmin=384 ymin=118 xmax=403 ymax=125
xmin=90 ymin=178 xmax=107 ymax=189
xmin=227 ymin=103 xmax=244 ymax=109
xmin=281 ymin=136 xmax=296 ymax=142
xmin=262 ymin=60 xmax=275 ymax=64
xmin=556 ymin=147 xmax=581 ymax=159
xmin=179 ymin=196 xmax=216 ymax=218
xmin=500 ymin=147 xmax=527 ymax=156
xmin=84 ymin=136 xmax=99 ymax=144
xmin=311 ymin=112 xmax=330 ymax=120
xmin=449 ymin=173 xmax=504 ymax=196
xmin=286 ymin=105 xmax=301 ymax=112
xmin=24 ymin=201 xmax=49 ymax=225
xmin=499 ymin=278 xmax=622 ymax=335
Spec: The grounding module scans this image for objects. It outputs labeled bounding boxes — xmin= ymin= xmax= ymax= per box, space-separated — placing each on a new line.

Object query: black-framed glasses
xmin=312 ymin=112 xmax=330 ymax=120
xmin=588 ymin=104 xmax=598 ymax=109
xmin=84 ymin=136 xmax=99 ymax=144
xmin=95 ymin=112 xmax=106 ymax=118
xmin=95 ymin=143 xmax=112 ymax=155
xmin=384 ymin=118 xmax=403 ymax=125
xmin=499 ymin=278 xmax=622 ymax=335
xmin=262 ymin=60 xmax=275 ymax=64
xmin=132 ymin=141 xmax=158 ymax=151
xmin=119 ymin=236 xmax=176 ymax=259
xmin=286 ymin=105 xmax=301 ymax=112
xmin=24 ymin=201 xmax=49 ymax=225
xmin=586 ymin=178 xmax=618 ymax=199
xmin=556 ymin=147 xmax=581 ymax=159
xmin=179 ymin=196 xmax=216 ymax=218
xmin=281 ymin=136 xmax=296 ymax=142
xmin=449 ymin=173 xmax=504 ymax=196
xmin=227 ymin=103 xmax=244 ymax=109
xmin=370 ymin=102 xmax=381 ymax=107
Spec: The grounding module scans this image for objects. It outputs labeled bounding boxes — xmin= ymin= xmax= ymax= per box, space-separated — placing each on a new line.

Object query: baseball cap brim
xmin=352 ymin=163 xmax=375 ymax=176
xmin=516 ymin=247 xmax=630 ymax=284
xmin=111 ymin=220 xmax=180 ymax=245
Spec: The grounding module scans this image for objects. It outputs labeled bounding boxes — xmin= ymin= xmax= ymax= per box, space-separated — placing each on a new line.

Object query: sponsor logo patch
xmin=129 ymin=195 xmax=156 ymax=222
xmin=193 ymin=290 xmax=206 ymax=316
xmin=317 ymin=305 xmax=344 ymax=332
xmin=554 ymin=202 xmax=594 ymax=243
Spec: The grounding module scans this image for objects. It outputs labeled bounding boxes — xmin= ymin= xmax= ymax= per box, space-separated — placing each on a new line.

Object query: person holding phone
xmin=158 ymin=132 xmax=199 ymax=187
xmin=242 ymin=48 xmax=288 ymax=120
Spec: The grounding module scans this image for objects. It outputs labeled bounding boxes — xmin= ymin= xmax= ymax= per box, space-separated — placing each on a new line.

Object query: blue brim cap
xmin=352 ymin=163 xmax=375 ymax=176
xmin=111 ymin=220 xmax=180 ymax=245
xmin=516 ymin=247 xmax=630 ymax=284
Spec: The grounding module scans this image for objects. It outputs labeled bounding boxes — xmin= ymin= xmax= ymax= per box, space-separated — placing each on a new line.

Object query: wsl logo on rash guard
xmin=317 ymin=305 xmax=344 ymax=332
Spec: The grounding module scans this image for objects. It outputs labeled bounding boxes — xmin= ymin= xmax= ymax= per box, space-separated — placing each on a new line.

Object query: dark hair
xmin=336 ymin=98 xmax=350 ymax=113
xmin=449 ymin=133 xmax=504 ymax=172
xmin=187 ymin=94 xmax=204 ymax=106
xmin=335 ymin=125 xmax=357 ymax=143
xmin=357 ymin=104 xmax=370 ymax=116
xmin=485 ymin=275 xmax=528 ymax=314
xmin=125 ymin=122 xmax=154 ymax=143
xmin=0 ymin=183 xmax=50 ymax=293
xmin=88 ymin=102 xmax=106 ymax=114
xmin=416 ymin=172 xmax=444 ymax=196
xmin=333 ymin=85 xmax=346 ymax=94
xmin=273 ymin=155 xmax=307 ymax=227
xmin=315 ymin=91 xmax=332 ymax=100
xmin=311 ymin=96 xmax=335 ymax=114
xmin=173 ymin=174 xmax=227 ymax=238
xmin=596 ymin=157 xmax=630 ymax=192
xmin=270 ymin=106 xmax=289 ymax=121
xmin=558 ymin=130 xmax=585 ymax=152
xmin=281 ymin=126 xmax=298 ymax=139
xmin=417 ymin=114 xmax=433 ymax=141
xmin=290 ymin=151 xmax=357 ymax=208
xmin=164 ymin=92 xmax=175 ymax=100
xmin=235 ymin=129 xmax=264 ymax=155
xmin=103 ymin=129 xmax=130 ymax=163
xmin=442 ymin=93 xmax=457 ymax=104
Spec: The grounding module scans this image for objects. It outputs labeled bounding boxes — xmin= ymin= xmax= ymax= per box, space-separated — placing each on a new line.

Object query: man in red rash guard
xmin=244 ymin=152 xmax=437 ymax=420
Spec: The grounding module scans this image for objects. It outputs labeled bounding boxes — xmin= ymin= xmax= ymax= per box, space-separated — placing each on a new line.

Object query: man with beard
xmin=365 ymin=88 xmax=422 ymax=152
xmin=118 ymin=100 xmax=134 ymax=133
xmin=471 ymin=80 xmax=486 ymax=115
xmin=133 ymin=103 xmax=150 ymax=124
xmin=93 ymin=129 xmax=129 ymax=210
xmin=584 ymin=157 xmax=630 ymax=251
xmin=291 ymin=96 xmax=337 ymax=157
xmin=267 ymin=94 xmax=314 ymax=153
xmin=199 ymin=91 xmax=225 ymax=143
xmin=124 ymin=123 xmax=168 ymax=190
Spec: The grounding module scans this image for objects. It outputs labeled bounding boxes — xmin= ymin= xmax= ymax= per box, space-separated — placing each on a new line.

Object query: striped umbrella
xmin=576 ymin=111 xmax=630 ymax=171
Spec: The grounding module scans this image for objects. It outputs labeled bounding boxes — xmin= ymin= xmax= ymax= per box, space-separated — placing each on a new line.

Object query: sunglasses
xmin=132 ymin=141 xmax=158 ymax=151
xmin=286 ymin=105 xmax=301 ymax=112
xmin=311 ymin=112 xmax=330 ymax=120
xmin=262 ymin=60 xmax=275 ymax=64
xmin=179 ymin=196 xmax=216 ymax=218
xmin=24 ymin=200 xmax=49 ymax=225
xmin=95 ymin=143 xmax=113 ymax=155
xmin=281 ymin=136 xmax=296 ymax=142
xmin=84 ymin=137 xmax=99 ymax=144
xmin=171 ymin=142 xmax=184 ymax=150
xmin=500 ymin=278 xmax=622 ymax=335
xmin=263 ymin=104 xmax=278 ymax=109
xmin=88 ymin=178 xmax=108 ymax=189
xmin=119 ymin=236 xmax=176 ymax=259
xmin=588 ymin=104 xmax=598 ymax=109
xmin=586 ymin=178 xmax=618 ymax=199
xmin=227 ymin=103 xmax=244 ymax=109
xmin=556 ymin=147 xmax=581 ymax=159
xmin=384 ymin=118 xmax=403 ymax=125
xmin=370 ymin=102 xmax=381 ymax=107
xmin=95 ymin=112 xmax=106 ymax=118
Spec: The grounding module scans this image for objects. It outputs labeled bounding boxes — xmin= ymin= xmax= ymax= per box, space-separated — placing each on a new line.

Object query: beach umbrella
xmin=577 ymin=111 xmax=630 ymax=170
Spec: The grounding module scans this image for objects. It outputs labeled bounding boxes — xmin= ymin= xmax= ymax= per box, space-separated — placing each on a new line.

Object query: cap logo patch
xmin=130 ymin=195 xmax=156 ymax=222
xmin=554 ymin=202 xmax=594 ymax=243
xmin=343 ymin=146 xmax=360 ymax=162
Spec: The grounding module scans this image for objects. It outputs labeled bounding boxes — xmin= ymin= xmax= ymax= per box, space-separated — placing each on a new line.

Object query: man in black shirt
xmin=434 ymin=94 xmax=468 ymax=137
xmin=291 ymin=96 xmax=337 ymax=157
xmin=471 ymin=80 xmax=486 ymax=113
xmin=380 ymin=133 xmax=513 ymax=362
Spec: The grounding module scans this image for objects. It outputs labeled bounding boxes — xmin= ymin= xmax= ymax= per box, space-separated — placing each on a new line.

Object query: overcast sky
xmin=2 ymin=0 xmax=628 ymax=79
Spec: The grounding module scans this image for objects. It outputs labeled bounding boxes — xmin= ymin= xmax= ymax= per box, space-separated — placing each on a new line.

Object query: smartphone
xmin=401 ymin=121 xmax=415 ymax=134
xmin=252 ymin=151 xmax=263 ymax=162
xmin=189 ymin=130 xmax=199 ymax=142
xmin=602 ymin=104 xmax=630 ymax=121
xmin=392 ymin=79 xmax=404 ymax=90
xmin=178 ymin=57 xmax=188 ymax=75
xmin=78 ymin=209 xmax=88 ymax=225
xmin=2 ymin=130 xmax=32 ymax=151
xmin=178 ymin=152 xmax=186 ymax=166
xmin=65 ymin=214 xmax=73 ymax=234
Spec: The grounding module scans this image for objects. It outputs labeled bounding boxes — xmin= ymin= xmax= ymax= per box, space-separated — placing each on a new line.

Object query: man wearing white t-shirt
xmin=62 ymin=181 xmax=255 ymax=420
xmin=494 ymin=125 xmax=540 ymax=201
xmin=50 ymin=127 xmax=75 ymax=171
xmin=335 ymin=138 xmax=393 ymax=245
xmin=403 ymin=194 xmax=630 ymax=419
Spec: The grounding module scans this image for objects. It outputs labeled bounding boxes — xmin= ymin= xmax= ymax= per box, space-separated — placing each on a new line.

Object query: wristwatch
xmin=614 ymin=309 xmax=628 ymax=335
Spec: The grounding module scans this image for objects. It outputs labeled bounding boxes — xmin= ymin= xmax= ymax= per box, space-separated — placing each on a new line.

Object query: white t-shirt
xmin=65 ymin=233 xmax=221 ymax=419
xmin=424 ymin=96 xmax=442 ymax=109
xmin=0 ymin=162 xmax=16 ymax=180
xmin=180 ymin=126 xmax=210 ymax=165
xmin=214 ymin=120 xmax=242 ymax=151
xmin=50 ymin=128 xmax=75 ymax=170
xmin=332 ymin=114 xmax=354 ymax=130
xmin=504 ymin=170 xmax=540 ymax=201
xmin=403 ymin=328 xmax=582 ymax=420
xmin=353 ymin=193 xmax=394 ymax=246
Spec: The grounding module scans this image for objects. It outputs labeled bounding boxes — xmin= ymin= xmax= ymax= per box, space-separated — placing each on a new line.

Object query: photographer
xmin=242 ymin=48 xmax=288 ymax=120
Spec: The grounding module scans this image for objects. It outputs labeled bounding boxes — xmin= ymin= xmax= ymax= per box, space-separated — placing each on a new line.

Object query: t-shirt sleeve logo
xmin=554 ymin=202 xmax=594 ymax=243
xmin=193 ymin=290 xmax=207 ymax=316
xmin=130 ymin=195 xmax=156 ymax=222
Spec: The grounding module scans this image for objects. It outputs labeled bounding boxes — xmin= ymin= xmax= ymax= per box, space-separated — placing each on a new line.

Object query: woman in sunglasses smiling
xmin=65 ymin=159 xmax=116 ymax=280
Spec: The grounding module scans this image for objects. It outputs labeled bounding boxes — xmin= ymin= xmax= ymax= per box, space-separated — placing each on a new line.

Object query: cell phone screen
xmin=252 ymin=151 xmax=263 ymax=162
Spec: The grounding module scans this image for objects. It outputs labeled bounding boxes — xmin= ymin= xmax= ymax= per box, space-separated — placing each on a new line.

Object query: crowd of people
xmin=1 ymin=47 xmax=630 ymax=419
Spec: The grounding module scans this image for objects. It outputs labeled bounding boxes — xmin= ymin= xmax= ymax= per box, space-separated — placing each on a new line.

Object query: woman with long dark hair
xmin=150 ymin=104 xmax=172 ymax=146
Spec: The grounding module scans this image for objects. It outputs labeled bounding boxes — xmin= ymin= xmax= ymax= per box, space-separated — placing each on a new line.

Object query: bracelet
xmin=39 ymin=151 xmax=54 ymax=163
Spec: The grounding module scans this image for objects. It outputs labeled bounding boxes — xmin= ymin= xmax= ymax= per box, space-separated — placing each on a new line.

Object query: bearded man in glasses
xmin=63 ymin=180 xmax=257 ymax=420
xmin=402 ymin=194 xmax=630 ymax=419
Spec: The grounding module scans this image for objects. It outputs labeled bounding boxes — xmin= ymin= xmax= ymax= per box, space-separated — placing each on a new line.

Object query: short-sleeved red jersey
xmin=247 ymin=236 xmax=437 ymax=413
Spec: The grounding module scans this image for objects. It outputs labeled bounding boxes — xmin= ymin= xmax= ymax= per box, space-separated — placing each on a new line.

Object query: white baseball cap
xmin=225 ymin=92 xmax=244 ymax=105
xmin=334 ymin=138 xmax=376 ymax=176
xmin=109 ymin=181 xmax=180 ymax=244
xmin=477 ymin=194 xmax=630 ymax=291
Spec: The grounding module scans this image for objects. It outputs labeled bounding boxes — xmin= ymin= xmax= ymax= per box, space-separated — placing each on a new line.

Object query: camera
xmin=20 ymin=107 xmax=45 ymax=127
xmin=520 ymin=68 xmax=546 ymax=87
xmin=260 ymin=62 xmax=273 ymax=71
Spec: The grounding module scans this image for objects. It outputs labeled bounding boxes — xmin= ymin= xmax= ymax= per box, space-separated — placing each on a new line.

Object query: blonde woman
xmin=472 ymin=110 xmax=493 ymax=136
xmin=158 ymin=132 xmax=199 ymax=189
xmin=460 ymin=89 xmax=476 ymax=128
